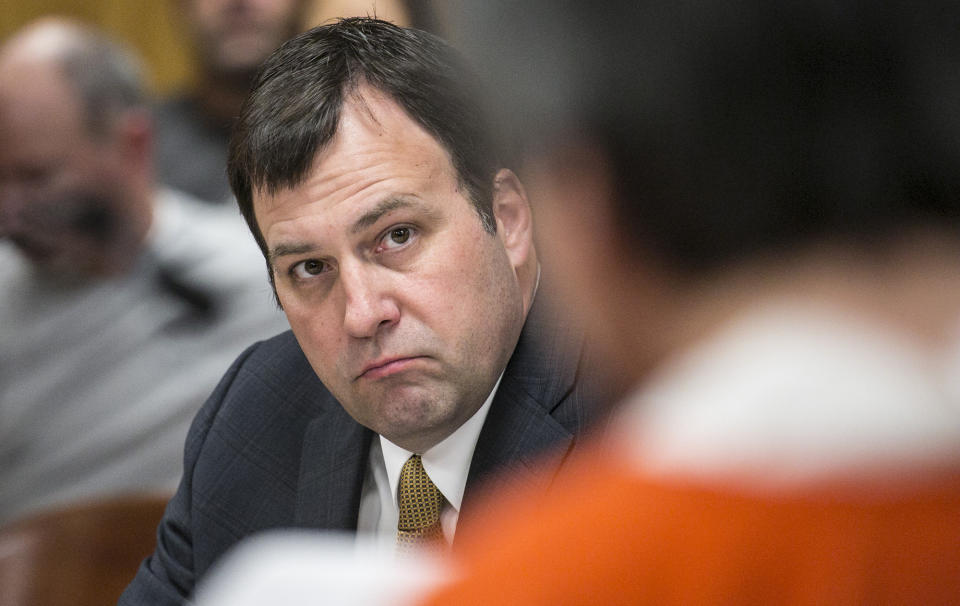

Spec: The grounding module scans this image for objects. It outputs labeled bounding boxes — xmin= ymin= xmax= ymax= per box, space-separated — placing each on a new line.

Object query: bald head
xmin=0 ymin=17 xmax=78 ymax=62
xmin=0 ymin=18 xmax=146 ymax=138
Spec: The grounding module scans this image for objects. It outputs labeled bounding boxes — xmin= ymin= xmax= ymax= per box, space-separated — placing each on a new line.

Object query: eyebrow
xmin=268 ymin=242 xmax=318 ymax=266
xmin=267 ymin=197 xmax=437 ymax=265
xmin=350 ymin=197 xmax=419 ymax=234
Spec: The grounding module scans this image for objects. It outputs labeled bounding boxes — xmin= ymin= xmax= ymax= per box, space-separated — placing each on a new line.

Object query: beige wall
xmin=1 ymin=1 xmax=192 ymax=95
xmin=303 ymin=0 xmax=410 ymax=29
xmin=1 ymin=1 xmax=419 ymax=96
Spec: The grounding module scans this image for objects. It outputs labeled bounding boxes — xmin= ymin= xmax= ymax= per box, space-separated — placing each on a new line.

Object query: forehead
xmin=254 ymin=85 xmax=460 ymax=230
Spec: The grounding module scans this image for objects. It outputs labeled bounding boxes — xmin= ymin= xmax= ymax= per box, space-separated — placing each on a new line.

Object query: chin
xmin=375 ymin=394 xmax=459 ymax=445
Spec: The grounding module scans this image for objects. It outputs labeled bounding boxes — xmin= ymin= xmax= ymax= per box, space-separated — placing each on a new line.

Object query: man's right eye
xmin=291 ymin=259 xmax=328 ymax=279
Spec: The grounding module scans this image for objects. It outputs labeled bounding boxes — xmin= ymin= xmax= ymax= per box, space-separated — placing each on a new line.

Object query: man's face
xmin=254 ymin=86 xmax=528 ymax=452
xmin=0 ymin=62 xmax=127 ymax=275
xmin=183 ymin=0 xmax=303 ymax=78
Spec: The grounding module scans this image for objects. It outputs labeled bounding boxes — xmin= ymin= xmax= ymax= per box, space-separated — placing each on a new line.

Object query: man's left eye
xmin=381 ymin=227 xmax=412 ymax=249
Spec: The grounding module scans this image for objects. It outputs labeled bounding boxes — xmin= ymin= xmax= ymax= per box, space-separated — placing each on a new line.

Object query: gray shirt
xmin=0 ymin=189 xmax=288 ymax=524
xmin=154 ymin=96 xmax=232 ymax=204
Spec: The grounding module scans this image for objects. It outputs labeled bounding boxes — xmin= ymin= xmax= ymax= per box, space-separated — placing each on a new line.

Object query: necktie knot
xmin=396 ymin=454 xmax=446 ymax=552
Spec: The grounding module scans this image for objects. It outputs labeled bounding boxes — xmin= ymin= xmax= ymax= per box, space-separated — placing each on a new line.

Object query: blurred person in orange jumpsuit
xmin=421 ymin=1 xmax=960 ymax=603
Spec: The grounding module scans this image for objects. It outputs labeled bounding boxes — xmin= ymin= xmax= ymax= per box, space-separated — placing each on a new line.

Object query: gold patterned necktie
xmin=396 ymin=454 xmax=446 ymax=554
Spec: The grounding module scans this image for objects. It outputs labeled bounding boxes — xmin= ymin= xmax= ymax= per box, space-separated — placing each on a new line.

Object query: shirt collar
xmin=616 ymin=301 xmax=960 ymax=485
xmin=379 ymin=372 xmax=503 ymax=513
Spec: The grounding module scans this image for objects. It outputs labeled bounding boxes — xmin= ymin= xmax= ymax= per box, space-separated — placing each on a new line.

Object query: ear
xmin=491 ymin=168 xmax=535 ymax=274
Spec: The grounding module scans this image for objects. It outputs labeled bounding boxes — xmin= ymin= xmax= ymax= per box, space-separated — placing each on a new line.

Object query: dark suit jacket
xmin=119 ymin=293 xmax=600 ymax=605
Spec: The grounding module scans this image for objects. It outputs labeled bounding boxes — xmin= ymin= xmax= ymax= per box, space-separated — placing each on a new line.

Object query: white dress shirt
xmin=356 ymin=373 xmax=503 ymax=547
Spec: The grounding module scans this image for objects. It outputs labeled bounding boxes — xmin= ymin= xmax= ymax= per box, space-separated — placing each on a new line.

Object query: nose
xmin=340 ymin=262 xmax=400 ymax=339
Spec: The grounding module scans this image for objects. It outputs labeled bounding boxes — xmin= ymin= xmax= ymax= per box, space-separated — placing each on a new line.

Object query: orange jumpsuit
xmin=425 ymin=444 xmax=960 ymax=605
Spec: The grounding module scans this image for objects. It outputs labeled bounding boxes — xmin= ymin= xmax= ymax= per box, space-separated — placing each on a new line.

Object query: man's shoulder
xmin=126 ymin=331 xmax=346 ymax=585
xmin=183 ymin=332 xmax=344 ymax=532
xmin=213 ymin=331 xmax=330 ymax=410
xmin=199 ymin=331 xmax=360 ymax=452
xmin=243 ymin=330 xmax=309 ymax=374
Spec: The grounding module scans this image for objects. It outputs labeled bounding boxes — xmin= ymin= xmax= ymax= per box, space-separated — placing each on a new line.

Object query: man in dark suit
xmin=120 ymin=17 xmax=601 ymax=605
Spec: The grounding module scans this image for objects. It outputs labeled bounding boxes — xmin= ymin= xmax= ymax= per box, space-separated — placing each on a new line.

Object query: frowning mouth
xmin=356 ymin=356 xmax=428 ymax=381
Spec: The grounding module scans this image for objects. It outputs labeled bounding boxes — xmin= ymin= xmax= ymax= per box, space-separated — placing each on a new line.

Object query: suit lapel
xmin=295 ymin=402 xmax=373 ymax=529
xmin=462 ymin=289 xmax=584 ymax=519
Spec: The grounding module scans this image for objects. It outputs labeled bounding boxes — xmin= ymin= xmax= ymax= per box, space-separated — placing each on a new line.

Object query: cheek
xmin=418 ymin=231 xmax=502 ymax=308
xmin=423 ymin=235 xmax=522 ymax=357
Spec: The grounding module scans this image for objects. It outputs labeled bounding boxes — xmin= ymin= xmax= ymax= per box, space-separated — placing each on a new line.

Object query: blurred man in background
xmin=155 ymin=0 xmax=308 ymax=203
xmin=0 ymin=18 xmax=287 ymax=525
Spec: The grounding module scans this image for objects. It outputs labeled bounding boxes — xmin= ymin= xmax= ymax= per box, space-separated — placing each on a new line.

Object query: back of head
xmin=228 ymin=17 xmax=499 ymax=258
xmin=454 ymin=0 xmax=960 ymax=275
